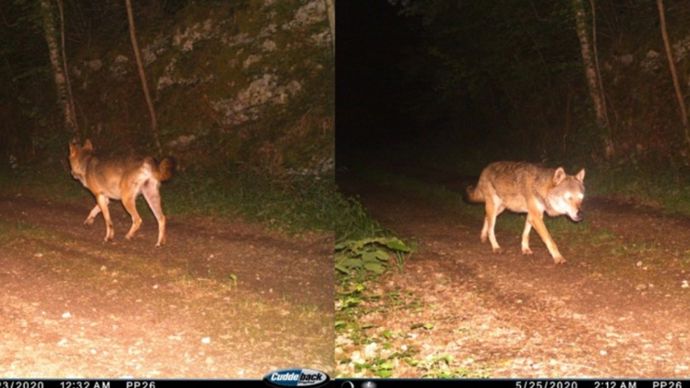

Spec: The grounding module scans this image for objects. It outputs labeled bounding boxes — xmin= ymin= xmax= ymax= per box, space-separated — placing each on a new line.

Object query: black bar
xmin=335 ymin=380 xmax=687 ymax=388
xmin=0 ymin=379 xmax=687 ymax=388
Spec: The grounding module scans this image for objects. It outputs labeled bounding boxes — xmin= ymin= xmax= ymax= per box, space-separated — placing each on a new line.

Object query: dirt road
xmin=338 ymin=171 xmax=690 ymax=377
xmin=0 ymin=194 xmax=333 ymax=378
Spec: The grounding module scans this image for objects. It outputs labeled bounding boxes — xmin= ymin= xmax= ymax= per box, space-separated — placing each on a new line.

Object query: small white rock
xmin=364 ymin=342 xmax=378 ymax=358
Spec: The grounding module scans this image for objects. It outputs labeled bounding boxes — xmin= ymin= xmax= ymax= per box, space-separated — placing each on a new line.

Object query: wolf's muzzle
xmin=572 ymin=210 xmax=584 ymax=222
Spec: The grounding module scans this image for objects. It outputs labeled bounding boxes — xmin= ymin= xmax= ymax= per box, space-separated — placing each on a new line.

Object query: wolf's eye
xmin=565 ymin=193 xmax=572 ymax=200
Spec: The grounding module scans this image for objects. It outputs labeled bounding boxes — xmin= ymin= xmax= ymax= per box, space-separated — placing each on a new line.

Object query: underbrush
xmin=165 ymin=167 xmax=339 ymax=233
xmin=0 ymin=161 xmax=340 ymax=234
xmin=587 ymin=162 xmax=690 ymax=216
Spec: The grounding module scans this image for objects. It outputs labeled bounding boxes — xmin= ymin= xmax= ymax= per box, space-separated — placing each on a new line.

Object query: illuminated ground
xmin=0 ymin=195 xmax=333 ymax=378
xmin=337 ymin=171 xmax=690 ymax=377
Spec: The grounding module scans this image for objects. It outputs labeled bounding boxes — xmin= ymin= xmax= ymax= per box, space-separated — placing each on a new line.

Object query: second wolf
xmin=68 ymin=139 xmax=175 ymax=246
xmin=467 ymin=161 xmax=586 ymax=264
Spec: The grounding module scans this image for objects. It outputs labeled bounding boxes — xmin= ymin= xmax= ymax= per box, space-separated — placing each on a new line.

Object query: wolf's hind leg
xmin=142 ymin=181 xmax=166 ymax=247
xmin=485 ymin=196 xmax=504 ymax=253
xmin=122 ymin=192 xmax=142 ymax=240
xmin=84 ymin=205 xmax=101 ymax=225
xmin=521 ymin=219 xmax=533 ymax=255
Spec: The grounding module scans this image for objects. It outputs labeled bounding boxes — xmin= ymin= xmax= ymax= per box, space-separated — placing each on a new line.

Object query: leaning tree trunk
xmin=572 ymin=0 xmax=613 ymax=158
xmin=324 ymin=0 xmax=335 ymax=54
xmin=125 ymin=0 xmax=162 ymax=154
xmin=39 ymin=0 xmax=77 ymax=135
xmin=656 ymin=0 xmax=690 ymax=155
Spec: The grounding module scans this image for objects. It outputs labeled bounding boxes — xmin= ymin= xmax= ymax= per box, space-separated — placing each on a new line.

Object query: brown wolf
xmin=467 ymin=161 xmax=585 ymax=264
xmin=68 ymin=139 xmax=175 ymax=246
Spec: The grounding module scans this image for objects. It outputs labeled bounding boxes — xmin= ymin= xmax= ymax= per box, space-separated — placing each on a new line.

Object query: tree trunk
xmin=589 ymin=0 xmax=608 ymax=128
xmin=572 ymin=0 xmax=613 ymax=158
xmin=125 ymin=0 xmax=161 ymax=154
xmin=57 ymin=0 xmax=79 ymax=135
xmin=40 ymin=0 xmax=76 ymax=135
xmin=324 ymin=0 xmax=335 ymax=54
xmin=656 ymin=0 xmax=690 ymax=154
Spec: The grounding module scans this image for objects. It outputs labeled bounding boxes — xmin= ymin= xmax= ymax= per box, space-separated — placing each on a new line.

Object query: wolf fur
xmin=467 ymin=161 xmax=586 ymax=264
xmin=68 ymin=139 xmax=175 ymax=246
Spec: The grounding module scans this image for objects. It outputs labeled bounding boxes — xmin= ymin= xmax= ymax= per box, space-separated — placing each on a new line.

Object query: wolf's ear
xmin=553 ymin=167 xmax=566 ymax=184
xmin=69 ymin=141 xmax=78 ymax=157
xmin=83 ymin=139 xmax=93 ymax=151
xmin=576 ymin=168 xmax=585 ymax=182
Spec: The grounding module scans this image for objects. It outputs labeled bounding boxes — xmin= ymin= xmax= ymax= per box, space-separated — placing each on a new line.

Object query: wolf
xmin=68 ymin=139 xmax=175 ymax=246
xmin=466 ymin=161 xmax=585 ymax=264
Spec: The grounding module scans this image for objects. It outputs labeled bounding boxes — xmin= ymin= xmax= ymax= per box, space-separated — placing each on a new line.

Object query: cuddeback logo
xmin=263 ymin=368 xmax=330 ymax=387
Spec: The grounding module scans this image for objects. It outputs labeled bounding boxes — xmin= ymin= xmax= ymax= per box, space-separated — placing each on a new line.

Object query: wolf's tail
xmin=152 ymin=157 xmax=176 ymax=182
xmin=465 ymin=184 xmax=484 ymax=203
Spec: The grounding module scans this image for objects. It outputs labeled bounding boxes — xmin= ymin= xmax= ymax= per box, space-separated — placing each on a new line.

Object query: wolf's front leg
xmin=527 ymin=212 xmax=565 ymax=264
xmin=96 ymin=195 xmax=114 ymax=242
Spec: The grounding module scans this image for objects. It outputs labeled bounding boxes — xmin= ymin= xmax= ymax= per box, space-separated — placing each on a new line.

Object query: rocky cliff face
xmin=71 ymin=0 xmax=333 ymax=176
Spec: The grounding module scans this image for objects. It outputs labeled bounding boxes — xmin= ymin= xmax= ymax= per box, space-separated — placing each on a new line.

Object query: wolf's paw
xmin=553 ymin=256 xmax=566 ymax=264
xmin=521 ymin=247 xmax=533 ymax=255
xmin=84 ymin=217 xmax=95 ymax=226
xmin=492 ymin=246 xmax=503 ymax=254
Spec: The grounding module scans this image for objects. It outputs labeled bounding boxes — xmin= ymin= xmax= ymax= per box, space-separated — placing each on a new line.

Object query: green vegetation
xmin=334 ymin=177 xmax=419 ymax=377
xmin=587 ymin=163 xmax=690 ymax=216
xmin=0 ymin=161 xmax=339 ymax=234
xmin=165 ymin=167 xmax=338 ymax=232
xmin=335 ymin=237 xmax=411 ymax=275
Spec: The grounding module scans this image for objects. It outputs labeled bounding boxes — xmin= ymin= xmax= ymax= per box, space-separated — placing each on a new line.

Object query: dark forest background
xmin=2 ymin=0 xmax=333 ymax=172
xmin=0 ymin=0 xmax=335 ymax=231
xmin=338 ymin=0 xmax=690 ymax=173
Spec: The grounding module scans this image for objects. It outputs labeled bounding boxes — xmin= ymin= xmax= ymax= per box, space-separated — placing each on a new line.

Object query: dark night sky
xmin=335 ymin=1 xmax=499 ymax=168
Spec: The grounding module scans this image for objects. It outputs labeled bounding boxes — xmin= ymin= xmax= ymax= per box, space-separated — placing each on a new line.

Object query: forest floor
xmin=336 ymin=165 xmax=690 ymax=378
xmin=0 ymin=191 xmax=333 ymax=378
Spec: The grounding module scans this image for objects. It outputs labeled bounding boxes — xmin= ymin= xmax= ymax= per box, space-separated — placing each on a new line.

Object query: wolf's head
xmin=68 ymin=139 xmax=94 ymax=183
xmin=545 ymin=167 xmax=586 ymax=222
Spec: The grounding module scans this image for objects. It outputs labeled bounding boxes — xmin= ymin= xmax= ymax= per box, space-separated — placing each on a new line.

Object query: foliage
xmin=372 ymin=0 xmax=690 ymax=165
xmin=1 ymin=0 xmax=333 ymax=179
xmin=335 ymin=236 xmax=411 ymax=276
xmin=334 ymin=193 xmax=416 ymax=376
xmin=588 ymin=162 xmax=690 ymax=216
